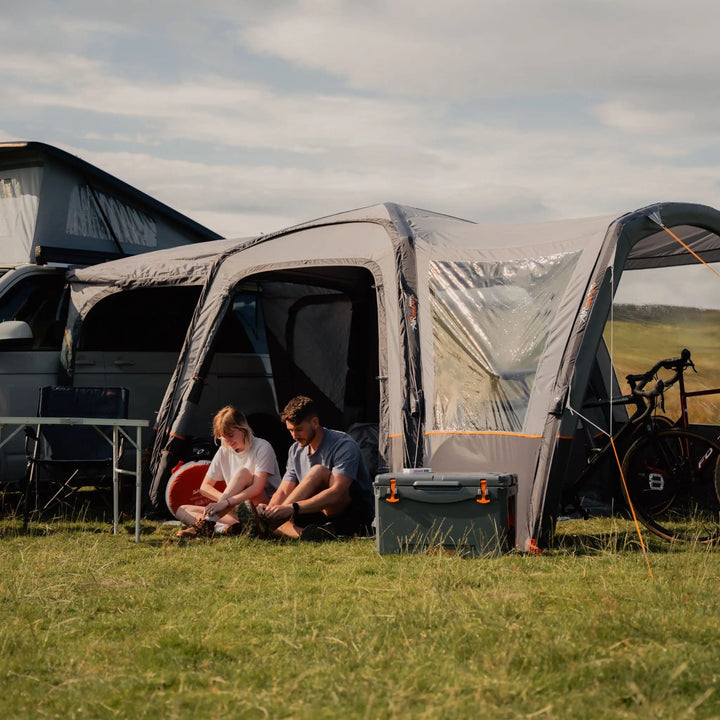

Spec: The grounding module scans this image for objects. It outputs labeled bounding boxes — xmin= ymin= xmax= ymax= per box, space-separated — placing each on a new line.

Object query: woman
xmin=176 ymin=406 xmax=281 ymax=538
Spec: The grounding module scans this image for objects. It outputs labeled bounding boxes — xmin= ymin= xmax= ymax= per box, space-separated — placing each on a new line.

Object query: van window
xmin=80 ymin=286 xmax=203 ymax=352
xmin=0 ymin=273 xmax=66 ymax=349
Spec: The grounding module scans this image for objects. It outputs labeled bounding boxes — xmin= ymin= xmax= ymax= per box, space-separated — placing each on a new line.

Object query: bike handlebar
xmin=625 ymin=348 xmax=695 ymax=420
xmin=626 ymin=348 xmax=693 ymax=393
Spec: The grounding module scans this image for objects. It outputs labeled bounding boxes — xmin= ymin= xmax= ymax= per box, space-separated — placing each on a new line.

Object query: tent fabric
xmin=64 ymin=201 xmax=720 ymax=550
xmin=0 ymin=165 xmax=41 ymax=265
xmin=0 ymin=142 xmax=222 ymax=267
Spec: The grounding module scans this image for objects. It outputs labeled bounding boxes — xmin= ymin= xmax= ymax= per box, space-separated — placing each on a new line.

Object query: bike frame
xmin=567 ymin=350 xmax=714 ymax=511
xmin=676 ymin=369 xmax=720 ymax=429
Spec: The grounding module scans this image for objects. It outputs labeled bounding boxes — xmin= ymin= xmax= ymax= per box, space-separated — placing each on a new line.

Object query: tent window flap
xmin=430 ymin=252 xmax=581 ymax=432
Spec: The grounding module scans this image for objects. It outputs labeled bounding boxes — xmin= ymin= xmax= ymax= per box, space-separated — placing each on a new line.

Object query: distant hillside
xmin=611 ymin=304 xmax=720 ymax=325
xmin=605 ymin=304 xmax=720 ymax=424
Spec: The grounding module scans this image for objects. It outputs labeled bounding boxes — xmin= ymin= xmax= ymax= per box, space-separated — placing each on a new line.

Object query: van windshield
xmin=0 ymin=272 xmax=66 ymax=349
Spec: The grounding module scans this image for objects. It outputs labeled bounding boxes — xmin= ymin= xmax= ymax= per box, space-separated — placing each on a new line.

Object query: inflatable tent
xmin=63 ymin=201 xmax=720 ymax=549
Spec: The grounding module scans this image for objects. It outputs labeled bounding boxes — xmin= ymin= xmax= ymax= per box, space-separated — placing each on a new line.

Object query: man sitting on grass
xmin=249 ymin=395 xmax=374 ymax=541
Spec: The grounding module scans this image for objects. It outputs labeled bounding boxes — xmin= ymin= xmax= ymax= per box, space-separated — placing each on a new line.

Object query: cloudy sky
xmin=3 ymin=0 xmax=720 ymax=246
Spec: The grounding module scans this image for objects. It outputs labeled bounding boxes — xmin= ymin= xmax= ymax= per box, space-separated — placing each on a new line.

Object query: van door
xmin=0 ymin=267 xmax=68 ymax=483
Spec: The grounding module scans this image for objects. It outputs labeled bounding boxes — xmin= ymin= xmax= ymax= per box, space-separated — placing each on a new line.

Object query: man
xmin=256 ymin=395 xmax=374 ymax=541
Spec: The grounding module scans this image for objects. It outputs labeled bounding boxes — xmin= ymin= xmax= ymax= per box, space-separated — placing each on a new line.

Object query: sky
xmin=3 ymin=0 xmax=720 ymax=309
xmin=4 ymin=0 xmax=720 ymax=238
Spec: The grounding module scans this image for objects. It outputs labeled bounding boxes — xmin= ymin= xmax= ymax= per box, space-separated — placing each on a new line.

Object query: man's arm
xmin=293 ymin=472 xmax=352 ymax=515
xmin=263 ymin=470 xmax=353 ymax=526
xmin=266 ymin=479 xmax=297 ymax=507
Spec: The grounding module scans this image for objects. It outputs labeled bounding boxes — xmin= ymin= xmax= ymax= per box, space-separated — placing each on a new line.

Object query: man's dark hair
xmin=280 ymin=395 xmax=318 ymax=424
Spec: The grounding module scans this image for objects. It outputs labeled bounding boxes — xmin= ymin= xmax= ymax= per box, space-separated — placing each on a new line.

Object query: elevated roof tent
xmin=0 ymin=141 xmax=222 ymax=267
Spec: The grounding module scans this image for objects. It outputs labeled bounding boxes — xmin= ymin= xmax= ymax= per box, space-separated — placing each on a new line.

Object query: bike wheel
xmin=621 ymin=429 xmax=720 ymax=543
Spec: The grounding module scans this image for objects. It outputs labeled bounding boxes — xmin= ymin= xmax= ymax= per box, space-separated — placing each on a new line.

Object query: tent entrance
xmin=250 ymin=266 xmax=380 ymax=427
xmin=215 ymin=265 xmax=382 ymax=473
xmin=550 ymin=225 xmax=720 ymax=528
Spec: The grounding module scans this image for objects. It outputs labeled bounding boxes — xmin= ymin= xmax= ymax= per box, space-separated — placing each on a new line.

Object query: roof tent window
xmin=430 ymin=252 xmax=580 ymax=431
xmin=66 ymin=185 xmax=158 ymax=249
xmin=0 ymin=166 xmax=42 ymax=259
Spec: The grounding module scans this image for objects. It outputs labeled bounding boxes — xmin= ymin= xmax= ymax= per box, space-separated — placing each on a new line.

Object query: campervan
xmin=0 ymin=142 xmax=221 ymax=484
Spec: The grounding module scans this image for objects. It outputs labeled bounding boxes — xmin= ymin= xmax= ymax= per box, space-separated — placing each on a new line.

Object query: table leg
xmin=135 ymin=426 xmax=142 ymax=543
xmin=113 ymin=425 xmax=119 ymax=535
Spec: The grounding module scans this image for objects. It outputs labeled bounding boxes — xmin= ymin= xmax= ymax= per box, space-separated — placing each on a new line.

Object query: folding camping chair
xmin=23 ymin=386 xmax=130 ymax=521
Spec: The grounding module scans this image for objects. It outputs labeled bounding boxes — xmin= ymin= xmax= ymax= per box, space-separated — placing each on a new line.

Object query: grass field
xmin=2 ymin=303 xmax=719 ymax=718
xmin=605 ymin=305 xmax=720 ymax=425
xmin=1 ymin=515 xmax=720 ymax=720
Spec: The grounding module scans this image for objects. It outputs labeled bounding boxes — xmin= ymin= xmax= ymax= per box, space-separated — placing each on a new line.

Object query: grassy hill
xmin=604 ymin=305 xmax=720 ymax=424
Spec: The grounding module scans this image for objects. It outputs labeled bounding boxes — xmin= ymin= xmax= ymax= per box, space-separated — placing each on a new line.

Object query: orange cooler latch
xmin=386 ymin=477 xmax=400 ymax=503
xmin=477 ymin=479 xmax=491 ymax=504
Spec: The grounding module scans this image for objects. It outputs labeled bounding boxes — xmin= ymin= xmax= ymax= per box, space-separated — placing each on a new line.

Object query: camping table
xmin=0 ymin=417 xmax=149 ymax=542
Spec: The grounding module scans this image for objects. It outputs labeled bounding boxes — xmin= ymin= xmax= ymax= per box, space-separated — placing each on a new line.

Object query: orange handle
xmin=386 ymin=477 xmax=400 ymax=503
xmin=477 ymin=478 xmax=491 ymax=504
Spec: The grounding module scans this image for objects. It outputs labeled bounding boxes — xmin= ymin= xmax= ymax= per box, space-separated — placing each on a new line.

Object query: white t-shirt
xmin=206 ymin=436 xmax=281 ymax=495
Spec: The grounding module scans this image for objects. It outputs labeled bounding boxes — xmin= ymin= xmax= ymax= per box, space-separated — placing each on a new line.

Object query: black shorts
xmin=295 ymin=492 xmax=373 ymax=537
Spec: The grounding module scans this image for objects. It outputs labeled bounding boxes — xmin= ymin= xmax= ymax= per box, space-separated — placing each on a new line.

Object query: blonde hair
xmin=212 ymin=406 xmax=253 ymax=451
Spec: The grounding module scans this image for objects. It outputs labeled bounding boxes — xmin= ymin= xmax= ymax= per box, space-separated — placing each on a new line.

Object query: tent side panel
xmin=425 ymin=432 xmax=540 ymax=545
xmin=533 ymin=202 xmax=720 ymax=548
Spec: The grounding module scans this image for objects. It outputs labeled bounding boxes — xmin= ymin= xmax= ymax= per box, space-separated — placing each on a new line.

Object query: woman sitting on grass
xmin=176 ymin=406 xmax=281 ymax=539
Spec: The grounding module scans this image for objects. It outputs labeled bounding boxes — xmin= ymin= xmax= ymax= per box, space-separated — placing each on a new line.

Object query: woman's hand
xmin=205 ymin=497 xmax=232 ymax=516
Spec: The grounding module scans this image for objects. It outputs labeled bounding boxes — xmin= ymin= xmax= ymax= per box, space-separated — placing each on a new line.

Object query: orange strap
xmin=661 ymin=225 xmax=720 ymax=280
xmin=611 ymin=437 xmax=654 ymax=581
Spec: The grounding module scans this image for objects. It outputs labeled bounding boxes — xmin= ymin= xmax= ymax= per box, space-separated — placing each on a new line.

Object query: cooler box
xmin=374 ymin=472 xmax=517 ymax=557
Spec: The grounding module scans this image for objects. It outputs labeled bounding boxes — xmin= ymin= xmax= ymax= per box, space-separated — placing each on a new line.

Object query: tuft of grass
xmin=1 ymin=515 xmax=720 ymax=719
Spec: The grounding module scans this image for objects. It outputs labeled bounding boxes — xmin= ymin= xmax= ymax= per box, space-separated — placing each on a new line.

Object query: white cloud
xmin=592 ymin=99 xmax=720 ymax=138
xmin=240 ymin=0 xmax=720 ymax=99
xmin=2 ymin=0 xmax=720 ymax=241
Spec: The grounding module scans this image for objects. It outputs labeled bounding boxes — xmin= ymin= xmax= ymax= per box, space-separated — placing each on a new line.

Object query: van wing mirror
xmin=0 ymin=320 xmax=34 ymax=347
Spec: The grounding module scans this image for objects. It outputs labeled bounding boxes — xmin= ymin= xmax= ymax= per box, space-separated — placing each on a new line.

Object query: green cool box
xmin=374 ymin=472 xmax=517 ymax=557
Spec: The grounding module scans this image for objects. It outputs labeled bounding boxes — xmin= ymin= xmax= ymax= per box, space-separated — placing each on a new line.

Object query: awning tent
xmin=63 ymin=201 xmax=720 ymax=550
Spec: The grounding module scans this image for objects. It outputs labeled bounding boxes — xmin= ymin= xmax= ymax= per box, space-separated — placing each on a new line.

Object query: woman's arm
xmin=224 ymin=471 xmax=269 ymax=506
xmin=199 ymin=474 xmax=224 ymax=502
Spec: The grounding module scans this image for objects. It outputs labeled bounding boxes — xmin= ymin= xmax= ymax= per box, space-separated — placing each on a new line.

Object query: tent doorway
xmin=215 ymin=265 xmax=381 ymax=473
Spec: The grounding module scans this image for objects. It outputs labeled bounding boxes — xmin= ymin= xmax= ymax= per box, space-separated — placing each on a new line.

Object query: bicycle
xmin=563 ymin=349 xmax=720 ymax=543
xmin=657 ymin=350 xmax=720 ymax=431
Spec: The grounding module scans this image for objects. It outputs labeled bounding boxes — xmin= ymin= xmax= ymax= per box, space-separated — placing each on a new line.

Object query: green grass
xmin=2 ymin=516 xmax=720 ymax=719
xmin=3 ymin=304 xmax=720 ymax=718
